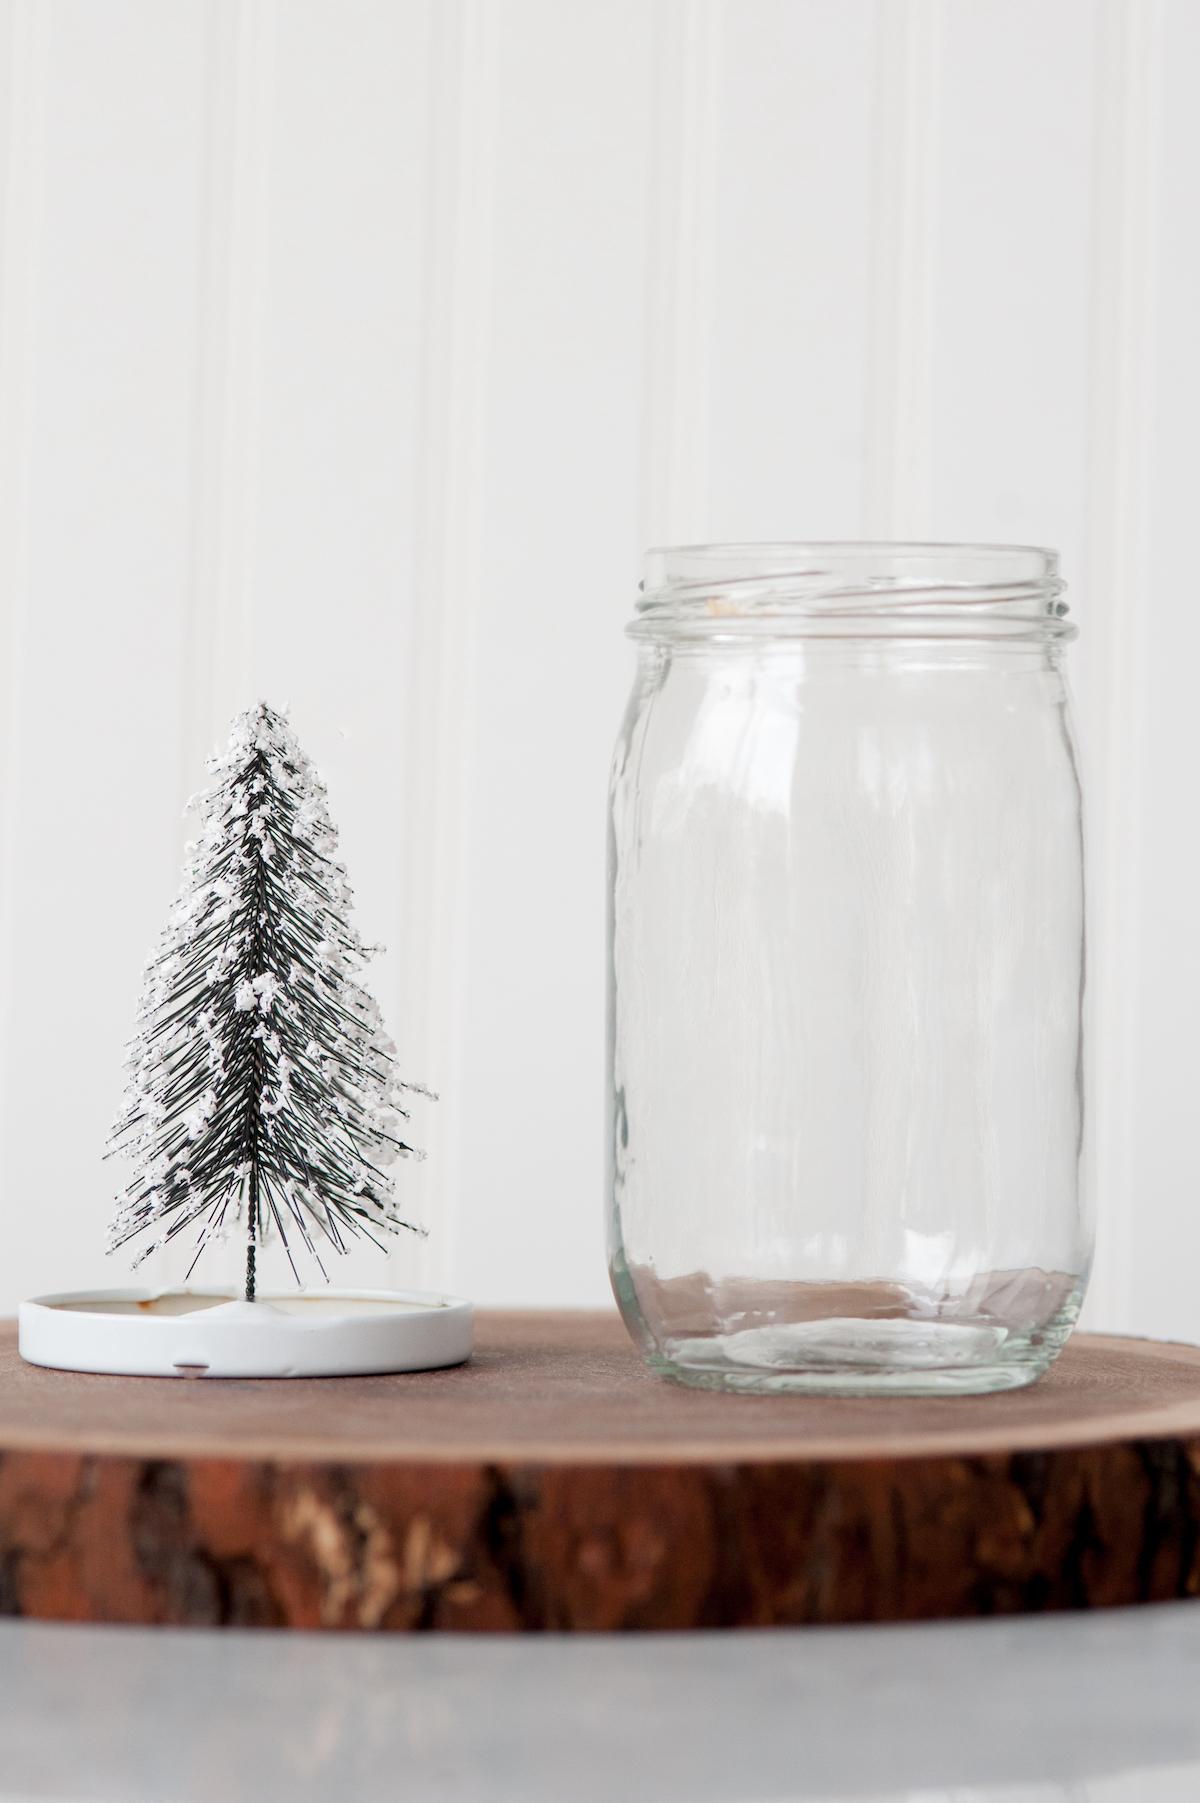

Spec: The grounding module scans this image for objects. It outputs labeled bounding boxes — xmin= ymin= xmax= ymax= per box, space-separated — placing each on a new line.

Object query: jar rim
xmin=635 ymin=541 xmax=1074 ymax=642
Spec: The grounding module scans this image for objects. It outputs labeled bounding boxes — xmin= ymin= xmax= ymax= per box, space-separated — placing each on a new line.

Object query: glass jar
xmin=607 ymin=544 xmax=1088 ymax=1394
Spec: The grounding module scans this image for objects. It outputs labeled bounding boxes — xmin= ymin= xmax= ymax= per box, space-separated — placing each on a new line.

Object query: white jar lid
xmin=18 ymin=1287 xmax=474 ymax=1378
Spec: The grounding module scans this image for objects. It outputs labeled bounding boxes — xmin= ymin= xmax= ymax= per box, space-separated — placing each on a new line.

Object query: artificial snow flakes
xmin=106 ymin=701 xmax=430 ymax=1300
xmin=252 ymin=972 xmax=280 ymax=1012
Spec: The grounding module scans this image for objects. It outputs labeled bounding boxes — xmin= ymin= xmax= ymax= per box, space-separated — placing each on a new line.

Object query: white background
xmin=0 ymin=0 xmax=1192 ymax=1335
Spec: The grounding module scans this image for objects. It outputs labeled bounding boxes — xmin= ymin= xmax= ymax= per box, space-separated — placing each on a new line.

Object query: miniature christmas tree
xmin=107 ymin=702 xmax=429 ymax=1301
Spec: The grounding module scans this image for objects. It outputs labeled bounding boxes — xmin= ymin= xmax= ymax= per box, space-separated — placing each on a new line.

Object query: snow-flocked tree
xmin=107 ymin=702 xmax=429 ymax=1301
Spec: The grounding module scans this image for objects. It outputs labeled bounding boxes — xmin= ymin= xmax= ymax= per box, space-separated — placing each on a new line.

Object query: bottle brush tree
xmin=107 ymin=702 xmax=429 ymax=1301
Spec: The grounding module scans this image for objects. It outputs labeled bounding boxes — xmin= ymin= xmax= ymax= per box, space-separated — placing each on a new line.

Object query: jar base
xmin=648 ymin=1313 xmax=1073 ymax=1396
xmin=650 ymin=1354 xmax=1046 ymax=1396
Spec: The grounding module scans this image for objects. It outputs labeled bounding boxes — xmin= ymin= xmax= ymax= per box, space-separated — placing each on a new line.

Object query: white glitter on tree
xmin=107 ymin=702 xmax=430 ymax=1300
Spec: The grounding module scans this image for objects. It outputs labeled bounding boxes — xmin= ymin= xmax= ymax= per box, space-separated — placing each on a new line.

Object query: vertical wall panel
xmin=451 ymin=0 xmax=656 ymax=1305
xmin=248 ymin=0 xmax=437 ymax=1289
xmin=703 ymin=0 xmax=877 ymax=542
xmin=640 ymin=0 xmax=722 ymax=547
xmin=3 ymin=1 xmax=209 ymax=1300
xmin=925 ymin=0 xmax=1095 ymax=559
xmin=863 ymin=0 xmax=943 ymax=536
xmin=0 ymin=0 xmax=47 ymax=1241
xmin=917 ymin=0 xmax=1109 ymax=1325
xmin=399 ymin=0 xmax=499 ymax=1294
xmin=1123 ymin=0 xmax=1195 ymax=1340
xmin=181 ymin=0 xmax=278 ymax=780
xmin=1078 ymin=0 xmax=1161 ymax=1331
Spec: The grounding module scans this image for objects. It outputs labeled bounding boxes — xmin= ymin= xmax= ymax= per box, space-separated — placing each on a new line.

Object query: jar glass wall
xmin=607 ymin=544 xmax=1089 ymax=1395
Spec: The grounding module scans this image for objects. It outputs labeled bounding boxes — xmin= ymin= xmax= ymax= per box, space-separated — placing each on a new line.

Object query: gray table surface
xmin=2 ymin=1603 xmax=1198 ymax=1802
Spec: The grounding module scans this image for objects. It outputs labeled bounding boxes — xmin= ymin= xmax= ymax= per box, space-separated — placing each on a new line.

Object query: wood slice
xmin=1 ymin=1313 xmax=1198 ymax=1631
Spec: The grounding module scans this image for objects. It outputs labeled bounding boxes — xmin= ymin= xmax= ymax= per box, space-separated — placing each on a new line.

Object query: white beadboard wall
xmin=0 ymin=0 xmax=1193 ymax=1333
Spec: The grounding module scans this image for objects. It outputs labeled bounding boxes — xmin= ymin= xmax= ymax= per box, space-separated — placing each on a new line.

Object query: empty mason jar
xmin=608 ymin=543 xmax=1088 ymax=1394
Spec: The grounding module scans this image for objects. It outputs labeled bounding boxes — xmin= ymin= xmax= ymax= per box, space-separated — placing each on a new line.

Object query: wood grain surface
xmin=2 ymin=1314 xmax=1199 ymax=1631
